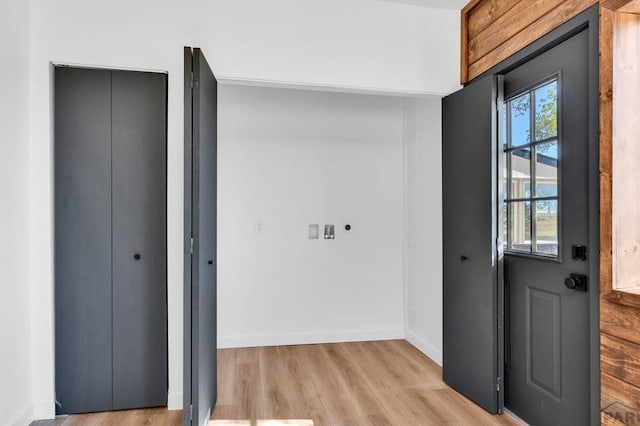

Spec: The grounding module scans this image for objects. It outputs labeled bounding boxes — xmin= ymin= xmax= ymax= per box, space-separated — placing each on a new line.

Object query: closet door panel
xmin=55 ymin=67 xmax=113 ymax=414
xmin=442 ymin=74 xmax=502 ymax=414
xmin=111 ymin=71 xmax=168 ymax=409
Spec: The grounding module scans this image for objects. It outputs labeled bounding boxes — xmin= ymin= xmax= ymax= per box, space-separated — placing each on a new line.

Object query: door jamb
xmin=183 ymin=46 xmax=194 ymax=425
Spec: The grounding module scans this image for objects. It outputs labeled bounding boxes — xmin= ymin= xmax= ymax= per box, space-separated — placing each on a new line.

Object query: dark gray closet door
xmin=184 ymin=47 xmax=218 ymax=426
xmin=55 ymin=67 xmax=167 ymax=414
xmin=55 ymin=67 xmax=114 ymax=415
xmin=111 ymin=71 xmax=168 ymax=409
xmin=442 ymin=74 xmax=503 ymax=414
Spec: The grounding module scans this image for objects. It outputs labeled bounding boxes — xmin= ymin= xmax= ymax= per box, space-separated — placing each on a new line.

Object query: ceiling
xmin=377 ymin=0 xmax=469 ymax=9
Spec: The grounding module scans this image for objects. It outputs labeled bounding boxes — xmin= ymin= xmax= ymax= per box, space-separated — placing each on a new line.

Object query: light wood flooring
xmin=32 ymin=407 xmax=182 ymax=426
xmin=35 ymin=340 xmax=518 ymax=426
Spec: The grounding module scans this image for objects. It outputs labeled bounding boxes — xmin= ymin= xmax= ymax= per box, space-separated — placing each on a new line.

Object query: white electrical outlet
xmin=324 ymin=224 xmax=335 ymax=239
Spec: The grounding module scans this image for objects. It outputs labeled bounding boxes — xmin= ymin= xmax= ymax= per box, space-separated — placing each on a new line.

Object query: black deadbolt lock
xmin=134 ymin=253 xmax=141 ymax=260
xmin=572 ymin=245 xmax=587 ymax=261
xmin=564 ymin=273 xmax=587 ymax=292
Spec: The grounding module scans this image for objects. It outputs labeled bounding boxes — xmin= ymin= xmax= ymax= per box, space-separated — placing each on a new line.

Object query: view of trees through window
xmin=503 ymin=79 xmax=559 ymax=257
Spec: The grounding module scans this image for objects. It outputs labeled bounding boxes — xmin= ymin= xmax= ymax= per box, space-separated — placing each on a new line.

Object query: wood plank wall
xmin=460 ymin=0 xmax=597 ymax=83
xmin=460 ymin=1 xmax=640 ymax=424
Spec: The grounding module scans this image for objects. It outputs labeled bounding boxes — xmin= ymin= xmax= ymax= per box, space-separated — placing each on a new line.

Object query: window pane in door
xmin=534 ymin=81 xmax=558 ymax=140
xmin=509 ymin=201 xmax=532 ymax=252
xmin=510 ymin=93 xmax=531 ymax=147
xmin=535 ymin=141 xmax=558 ymax=197
xmin=510 ymin=148 xmax=531 ymax=199
xmin=504 ymin=78 xmax=559 ymax=258
xmin=535 ymin=200 xmax=558 ymax=256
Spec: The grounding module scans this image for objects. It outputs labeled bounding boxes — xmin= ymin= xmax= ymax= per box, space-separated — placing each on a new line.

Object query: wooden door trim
xmin=600 ymin=4 xmax=640 ymax=310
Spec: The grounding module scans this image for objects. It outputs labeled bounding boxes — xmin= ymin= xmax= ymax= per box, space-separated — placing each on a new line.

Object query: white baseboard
xmin=218 ymin=328 xmax=405 ymax=349
xmin=9 ymin=404 xmax=33 ymax=426
xmin=32 ymin=400 xmax=54 ymax=422
xmin=167 ymin=391 xmax=183 ymax=411
xmin=405 ymin=329 xmax=442 ymax=366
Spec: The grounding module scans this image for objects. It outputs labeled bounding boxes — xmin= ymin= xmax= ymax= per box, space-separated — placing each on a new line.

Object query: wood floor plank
xmin=322 ymin=343 xmax=371 ymax=396
xmin=218 ymin=348 xmax=238 ymax=406
xmin=260 ymin=346 xmax=296 ymax=420
xmin=35 ymin=407 xmax=181 ymax=426
xmin=380 ymin=340 xmax=444 ymax=385
xmin=233 ymin=359 xmax=264 ymax=421
xmin=296 ymin=345 xmax=350 ymax=404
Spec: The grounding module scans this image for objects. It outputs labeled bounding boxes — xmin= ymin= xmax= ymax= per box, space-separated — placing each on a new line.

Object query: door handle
xmin=460 ymin=255 xmax=468 ymax=261
xmin=564 ymin=274 xmax=587 ymax=292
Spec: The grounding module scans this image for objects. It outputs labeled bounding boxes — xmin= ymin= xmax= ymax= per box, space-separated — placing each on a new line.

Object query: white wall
xmin=0 ymin=1 xmax=34 ymax=425
xmin=28 ymin=0 xmax=195 ymax=417
xmin=403 ymin=97 xmax=443 ymax=365
xmin=217 ymin=85 xmax=405 ymax=346
xmin=194 ymin=0 xmax=461 ymax=95
xmin=26 ymin=0 xmax=458 ymax=419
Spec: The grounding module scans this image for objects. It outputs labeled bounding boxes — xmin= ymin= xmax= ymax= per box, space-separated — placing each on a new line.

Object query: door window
xmin=503 ymin=79 xmax=559 ymax=257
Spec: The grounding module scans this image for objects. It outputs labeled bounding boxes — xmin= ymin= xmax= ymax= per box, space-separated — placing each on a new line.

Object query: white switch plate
xmin=308 ymin=224 xmax=319 ymax=239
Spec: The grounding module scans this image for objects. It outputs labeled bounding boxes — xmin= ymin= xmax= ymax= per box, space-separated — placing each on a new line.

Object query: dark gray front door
xmin=184 ymin=47 xmax=218 ymax=426
xmin=55 ymin=67 xmax=167 ymax=414
xmin=442 ymin=75 xmax=503 ymax=414
xmin=502 ymin=29 xmax=591 ymax=425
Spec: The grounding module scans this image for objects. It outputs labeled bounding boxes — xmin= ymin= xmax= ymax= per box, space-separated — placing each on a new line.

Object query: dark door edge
xmin=183 ymin=46 xmax=194 ymax=426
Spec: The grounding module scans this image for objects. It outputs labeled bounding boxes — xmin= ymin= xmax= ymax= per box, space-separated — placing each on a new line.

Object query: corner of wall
xmin=401 ymin=96 xmax=444 ymax=368
xmin=32 ymin=400 xmax=54 ymax=421
xmin=405 ymin=329 xmax=443 ymax=366
xmin=402 ymin=97 xmax=417 ymax=335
